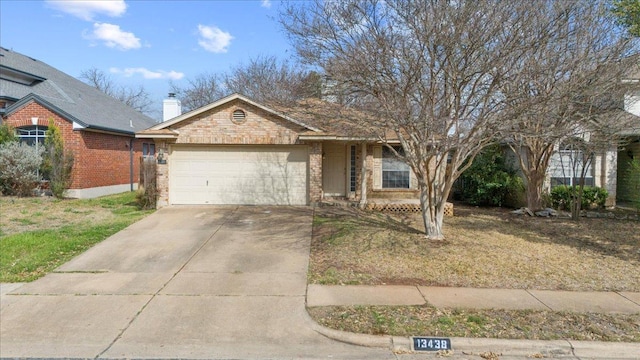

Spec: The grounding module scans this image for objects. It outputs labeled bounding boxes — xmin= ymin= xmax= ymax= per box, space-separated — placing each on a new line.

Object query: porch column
xmin=155 ymin=140 xmax=170 ymax=208
xmin=359 ymin=143 xmax=367 ymax=208
xmin=603 ymin=147 xmax=618 ymax=207
xmin=309 ymin=142 xmax=323 ymax=203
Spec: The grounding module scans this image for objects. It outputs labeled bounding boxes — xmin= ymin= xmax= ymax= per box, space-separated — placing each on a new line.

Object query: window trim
xmin=549 ymin=148 xmax=594 ymax=189
xmin=142 ymin=143 xmax=156 ymax=158
xmin=381 ymin=146 xmax=410 ymax=189
xmin=17 ymin=125 xmax=47 ymax=147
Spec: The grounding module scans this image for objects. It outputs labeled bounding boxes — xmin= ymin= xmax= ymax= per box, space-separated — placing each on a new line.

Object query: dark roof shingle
xmin=0 ymin=47 xmax=156 ymax=134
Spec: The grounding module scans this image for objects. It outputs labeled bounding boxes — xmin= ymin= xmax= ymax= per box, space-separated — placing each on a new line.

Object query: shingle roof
xmin=269 ymin=98 xmax=402 ymax=141
xmin=0 ymin=47 xmax=157 ymax=135
xmin=617 ymin=109 xmax=640 ymax=136
xmin=139 ymin=92 xmax=396 ymax=142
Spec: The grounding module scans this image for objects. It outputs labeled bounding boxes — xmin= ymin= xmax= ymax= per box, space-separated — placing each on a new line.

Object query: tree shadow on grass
xmin=314 ymin=205 xmax=424 ymax=235
xmin=450 ymin=205 xmax=640 ymax=263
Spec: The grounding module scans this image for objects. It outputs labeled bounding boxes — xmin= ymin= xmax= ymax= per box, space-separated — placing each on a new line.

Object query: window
xmin=17 ymin=126 xmax=47 ymax=146
xmin=382 ymin=146 xmax=410 ymax=188
xmin=349 ymin=145 xmax=357 ymax=192
xmin=142 ymin=143 xmax=155 ymax=158
xmin=549 ymin=139 xmax=594 ymax=188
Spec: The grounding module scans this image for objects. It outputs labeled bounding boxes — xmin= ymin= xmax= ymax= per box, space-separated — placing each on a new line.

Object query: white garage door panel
xmin=170 ymin=146 xmax=308 ymax=205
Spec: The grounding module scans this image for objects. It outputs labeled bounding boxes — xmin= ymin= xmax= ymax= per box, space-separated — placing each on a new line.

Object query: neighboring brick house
xmin=137 ymin=93 xmax=421 ymax=208
xmin=0 ymin=47 xmax=158 ymax=198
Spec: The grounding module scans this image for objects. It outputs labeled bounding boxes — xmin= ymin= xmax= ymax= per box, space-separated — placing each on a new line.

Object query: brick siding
xmin=3 ymin=101 xmax=146 ymax=190
xmin=308 ymin=142 xmax=323 ymax=202
xmin=172 ymin=100 xmax=305 ymax=145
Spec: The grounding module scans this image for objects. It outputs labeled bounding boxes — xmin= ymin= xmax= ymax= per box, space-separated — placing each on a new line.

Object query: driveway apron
xmin=0 ymin=206 xmax=393 ymax=359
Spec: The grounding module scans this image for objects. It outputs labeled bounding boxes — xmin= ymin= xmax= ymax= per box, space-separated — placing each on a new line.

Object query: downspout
xmin=129 ymin=137 xmax=134 ymax=192
xmin=600 ymin=150 xmax=606 ymax=190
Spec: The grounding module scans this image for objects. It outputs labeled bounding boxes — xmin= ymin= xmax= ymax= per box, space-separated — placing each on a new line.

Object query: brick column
xmin=309 ymin=142 xmax=323 ymax=203
xmin=155 ymin=141 xmax=170 ymax=208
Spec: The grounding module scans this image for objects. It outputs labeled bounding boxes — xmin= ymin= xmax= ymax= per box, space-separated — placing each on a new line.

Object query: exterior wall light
xmin=157 ymin=148 xmax=167 ymax=164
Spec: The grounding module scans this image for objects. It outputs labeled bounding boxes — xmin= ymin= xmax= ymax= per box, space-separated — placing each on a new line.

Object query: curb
xmin=305 ymin=311 xmax=393 ymax=349
xmin=305 ymin=311 xmax=640 ymax=359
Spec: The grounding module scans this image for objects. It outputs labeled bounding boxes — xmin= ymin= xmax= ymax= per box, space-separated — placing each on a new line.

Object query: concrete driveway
xmin=0 ymin=206 xmax=394 ymax=359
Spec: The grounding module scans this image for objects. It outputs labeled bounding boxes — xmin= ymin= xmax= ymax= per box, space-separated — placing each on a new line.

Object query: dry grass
xmin=310 ymin=205 xmax=640 ymax=291
xmin=308 ymin=305 xmax=640 ymax=342
xmin=308 ymin=205 xmax=640 ymax=342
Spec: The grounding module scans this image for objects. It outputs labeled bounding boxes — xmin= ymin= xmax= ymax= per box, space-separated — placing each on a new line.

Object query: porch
xmin=316 ymin=141 xmax=453 ymax=216
xmin=320 ymin=197 xmax=455 ymax=216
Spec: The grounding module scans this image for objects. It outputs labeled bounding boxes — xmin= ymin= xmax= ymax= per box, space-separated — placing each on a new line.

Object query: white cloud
xmin=197 ymin=24 xmax=233 ymax=53
xmin=86 ymin=23 xmax=141 ymax=50
xmin=261 ymin=0 xmax=272 ymax=8
xmin=46 ymin=0 xmax=127 ymax=21
xmin=110 ymin=67 xmax=185 ymax=80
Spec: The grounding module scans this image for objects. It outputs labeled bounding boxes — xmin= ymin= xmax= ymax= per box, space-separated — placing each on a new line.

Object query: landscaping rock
xmin=535 ymin=208 xmax=559 ymax=217
xmin=511 ymin=207 xmax=535 ymax=216
xmin=535 ymin=210 xmax=551 ymax=217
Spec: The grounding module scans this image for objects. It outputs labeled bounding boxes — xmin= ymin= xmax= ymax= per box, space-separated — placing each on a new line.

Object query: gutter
xmin=129 ymin=138 xmax=134 ymax=192
xmin=298 ymin=135 xmax=379 ymax=141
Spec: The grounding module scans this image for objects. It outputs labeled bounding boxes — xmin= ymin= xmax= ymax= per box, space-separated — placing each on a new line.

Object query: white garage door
xmin=169 ymin=145 xmax=308 ymax=205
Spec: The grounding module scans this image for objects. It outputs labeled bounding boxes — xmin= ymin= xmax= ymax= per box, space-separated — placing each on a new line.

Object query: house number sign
xmin=411 ymin=337 xmax=452 ymax=351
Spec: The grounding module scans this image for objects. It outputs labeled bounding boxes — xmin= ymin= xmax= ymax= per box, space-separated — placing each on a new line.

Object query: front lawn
xmin=310 ymin=206 xmax=640 ymax=291
xmin=0 ymin=192 xmax=154 ymax=282
xmin=309 ymin=305 xmax=640 ymax=342
xmin=308 ymin=205 xmax=640 ymax=342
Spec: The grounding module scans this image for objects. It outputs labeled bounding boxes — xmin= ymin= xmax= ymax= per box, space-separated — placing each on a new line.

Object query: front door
xmin=322 ymin=143 xmax=346 ymax=196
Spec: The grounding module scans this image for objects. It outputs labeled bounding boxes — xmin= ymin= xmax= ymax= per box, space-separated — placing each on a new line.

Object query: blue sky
xmin=0 ymin=0 xmax=294 ymax=118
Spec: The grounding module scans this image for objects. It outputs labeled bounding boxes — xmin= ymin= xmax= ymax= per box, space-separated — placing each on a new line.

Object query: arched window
xmin=17 ymin=126 xmax=47 ymax=146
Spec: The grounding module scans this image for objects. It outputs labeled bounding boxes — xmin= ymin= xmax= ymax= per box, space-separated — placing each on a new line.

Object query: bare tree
xmin=79 ymin=68 xmax=153 ymax=114
xmin=502 ymin=1 xmax=635 ymax=211
xmin=224 ymin=55 xmax=321 ymax=105
xmin=279 ymin=0 xmax=572 ymax=240
xmin=170 ymin=56 xmax=321 ymax=112
xmin=169 ymin=72 xmax=225 ymax=113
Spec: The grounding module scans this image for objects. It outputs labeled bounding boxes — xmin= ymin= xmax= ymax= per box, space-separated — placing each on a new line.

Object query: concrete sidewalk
xmin=307 ymin=285 xmax=640 ymax=313
xmin=306 ymin=284 xmax=640 ymax=359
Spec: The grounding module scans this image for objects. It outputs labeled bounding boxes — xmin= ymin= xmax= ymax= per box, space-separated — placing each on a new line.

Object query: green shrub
xmin=0 ymin=142 xmax=43 ymax=196
xmin=0 ymin=123 xmax=17 ymax=144
xmin=626 ymin=158 xmax=640 ymax=210
xmin=550 ymin=185 xmax=608 ymax=210
xmin=43 ymin=119 xmax=73 ymax=198
xmin=457 ymin=145 xmax=525 ymax=207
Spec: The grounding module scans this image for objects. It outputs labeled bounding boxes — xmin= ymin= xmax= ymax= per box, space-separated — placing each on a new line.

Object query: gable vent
xmin=232 ymin=109 xmax=246 ymax=123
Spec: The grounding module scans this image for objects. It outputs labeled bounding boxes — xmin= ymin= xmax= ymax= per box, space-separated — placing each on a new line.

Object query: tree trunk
xmin=418 ymin=177 xmax=445 ymax=240
xmin=571 ymin=192 xmax=582 ymax=221
xmin=525 ymin=171 xmax=546 ymax=210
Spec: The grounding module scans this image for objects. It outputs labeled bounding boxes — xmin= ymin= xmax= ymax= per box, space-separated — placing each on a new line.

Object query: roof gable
xmin=151 ymin=93 xmax=321 ymax=132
